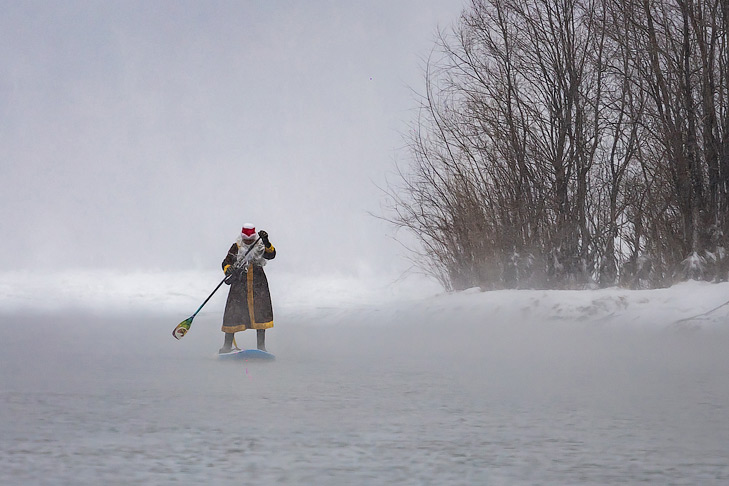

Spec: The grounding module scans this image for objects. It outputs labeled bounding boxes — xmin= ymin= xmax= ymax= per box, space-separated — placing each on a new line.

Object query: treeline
xmin=387 ymin=0 xmax=729 ymax=290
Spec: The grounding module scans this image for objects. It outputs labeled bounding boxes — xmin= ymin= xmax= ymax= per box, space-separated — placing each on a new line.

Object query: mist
xmin=3 ymin=293 xmax=728 ymax=483
xmin=3 ymin=2 xmax=729 ymax=483
xmin=0 ymin=1 xmax=465 ymax=277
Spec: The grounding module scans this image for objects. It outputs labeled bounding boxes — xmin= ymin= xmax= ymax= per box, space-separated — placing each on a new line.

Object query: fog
xmin=3 ymin=2 xmax=729 ymax=483
xmin=0 ymin=0 xmax=464 ymax=277
xmin=2 ymin=281 xmax=729 ymax=483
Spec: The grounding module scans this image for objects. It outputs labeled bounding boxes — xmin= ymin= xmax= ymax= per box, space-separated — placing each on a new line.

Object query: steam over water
xmin=2 ymin=305 xmax=728 ymax=485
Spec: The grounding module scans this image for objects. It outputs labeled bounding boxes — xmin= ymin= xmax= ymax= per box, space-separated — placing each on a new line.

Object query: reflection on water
xmin=1 ymin=312 xmax=728 ymax=484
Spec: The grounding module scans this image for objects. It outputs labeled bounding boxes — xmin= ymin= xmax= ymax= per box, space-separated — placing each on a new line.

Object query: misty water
xmin=2 ymin=306 xmax=728 ymax=485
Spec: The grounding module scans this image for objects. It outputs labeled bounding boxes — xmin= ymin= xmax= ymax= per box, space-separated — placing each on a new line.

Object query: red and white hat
xmin=241 ymin=223 xmax=256 ymax=239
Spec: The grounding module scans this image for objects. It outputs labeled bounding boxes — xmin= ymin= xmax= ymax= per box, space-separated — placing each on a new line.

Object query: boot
xmin=257 ymin=329 xmax=266 ymax=352
xmin=219 ymin=332 xmax=235 ymax=354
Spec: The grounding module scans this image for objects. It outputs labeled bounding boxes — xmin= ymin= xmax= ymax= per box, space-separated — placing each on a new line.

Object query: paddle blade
xmin=172 ymin=317 xmax=193 ymax=340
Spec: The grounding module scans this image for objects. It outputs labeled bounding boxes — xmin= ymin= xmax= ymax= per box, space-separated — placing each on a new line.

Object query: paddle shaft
xmin=190 ymin=277 xmax=227 ymax=319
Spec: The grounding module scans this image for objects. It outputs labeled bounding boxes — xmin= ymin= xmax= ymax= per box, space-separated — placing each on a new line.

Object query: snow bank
xmin=1 ymin=270 xmax=728 ymax=329
xmin=0 ymin=269 xmax=440 ymax=314
xmin=402 ymin=280 xmax=729 ymax=328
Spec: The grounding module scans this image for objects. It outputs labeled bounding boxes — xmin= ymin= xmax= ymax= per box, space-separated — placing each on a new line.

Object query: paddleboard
xmin=218 ymin=349 xmax=276 ymax=361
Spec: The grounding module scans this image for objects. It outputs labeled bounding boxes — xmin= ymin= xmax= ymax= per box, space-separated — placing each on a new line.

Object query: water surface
xmin=1 ymin=311 xmax=727 ymax=484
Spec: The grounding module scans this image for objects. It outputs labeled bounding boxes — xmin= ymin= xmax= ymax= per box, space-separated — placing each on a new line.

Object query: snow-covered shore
xmin=2 ymin=270 xmax=728 ymax=330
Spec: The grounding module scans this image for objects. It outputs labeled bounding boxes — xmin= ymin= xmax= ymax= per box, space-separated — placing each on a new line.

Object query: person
xmin=219 ymin=223 xmax=276 ymax=353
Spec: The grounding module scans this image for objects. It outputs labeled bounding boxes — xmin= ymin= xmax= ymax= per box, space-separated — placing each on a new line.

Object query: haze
xmin=0 ymin=0 xmax=465 ymax=277
xmin=3 ymin=4 xmax=728 ymax=483
xmin=3 ymin=286 xmax=729 ymax=483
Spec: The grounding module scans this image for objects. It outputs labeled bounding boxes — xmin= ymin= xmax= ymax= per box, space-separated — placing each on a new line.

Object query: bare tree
xmin=385 ymin=0 xmax=729 ymax=291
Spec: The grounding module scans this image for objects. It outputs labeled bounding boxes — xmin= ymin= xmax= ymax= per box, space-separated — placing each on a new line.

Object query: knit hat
xmin=241 ymin=223 xmax=256 ymax=239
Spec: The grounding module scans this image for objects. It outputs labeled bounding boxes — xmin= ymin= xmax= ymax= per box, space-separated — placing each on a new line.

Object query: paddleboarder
xmin=219 ymin=223 xmax=277 ymax=354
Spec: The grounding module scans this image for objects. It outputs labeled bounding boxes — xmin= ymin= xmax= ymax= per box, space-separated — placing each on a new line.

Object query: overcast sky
xmin=0 ymin=0 xmax=465 ymax=278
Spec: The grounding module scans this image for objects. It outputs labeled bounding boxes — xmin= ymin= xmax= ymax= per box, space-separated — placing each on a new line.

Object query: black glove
xmin=224 ymin=264 xmax=243 ymax=284
xmin=258 ymin=230 xmax=271 ymax=247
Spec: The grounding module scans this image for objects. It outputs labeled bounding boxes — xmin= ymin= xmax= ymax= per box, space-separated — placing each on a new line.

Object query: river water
xmin=1 ymin=309 xmax=728 ymax=485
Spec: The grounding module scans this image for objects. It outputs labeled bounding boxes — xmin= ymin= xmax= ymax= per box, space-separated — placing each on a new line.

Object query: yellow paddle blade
xmin=172 ymin=317 xmax=193 ymax=340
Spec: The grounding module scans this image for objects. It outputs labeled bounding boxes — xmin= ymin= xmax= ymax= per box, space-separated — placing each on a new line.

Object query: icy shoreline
xmin=1 ymin=270 xmax=728 ymax=329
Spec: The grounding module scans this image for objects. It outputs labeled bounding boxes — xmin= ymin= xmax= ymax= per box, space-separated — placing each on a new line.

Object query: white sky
xmin=0 ymin=0 xmax=466 ymax=277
